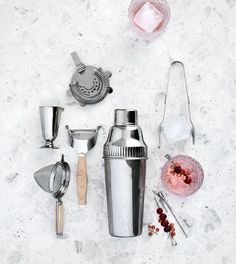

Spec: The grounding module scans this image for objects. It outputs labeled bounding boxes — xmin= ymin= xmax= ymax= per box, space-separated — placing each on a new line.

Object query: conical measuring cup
xmin=39 ymin=106 xmax=64 ymax=149
xmin=66 ymin=125 xmax=101 ymax=206
xmin=33 ymin=155 xmax=70 ymax=236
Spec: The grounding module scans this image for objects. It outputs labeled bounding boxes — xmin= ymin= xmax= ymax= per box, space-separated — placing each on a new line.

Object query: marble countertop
xmin=0 ymin=0 xmax=236 ymax=263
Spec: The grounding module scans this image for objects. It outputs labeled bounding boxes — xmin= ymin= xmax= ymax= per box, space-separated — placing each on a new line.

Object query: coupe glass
xmin=128 ymin=0 xmax=171 ymax=39
xmin=161 ymin=155 xmax=204 ymax=197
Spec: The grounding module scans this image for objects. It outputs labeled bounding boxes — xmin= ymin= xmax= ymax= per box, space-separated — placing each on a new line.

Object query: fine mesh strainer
xmin=69 ymin=51 xmax=113 ymax=106
xmin=33 ymin=155 xmax=70 ymax=236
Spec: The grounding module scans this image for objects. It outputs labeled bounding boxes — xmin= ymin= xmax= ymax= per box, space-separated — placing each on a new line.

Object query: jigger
xmin=39 ymin=106 xmax=64 ymax=149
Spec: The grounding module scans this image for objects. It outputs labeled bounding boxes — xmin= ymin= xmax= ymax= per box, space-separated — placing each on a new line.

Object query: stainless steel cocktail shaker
xmin=103 ymin=109 xmax=148 ymax=237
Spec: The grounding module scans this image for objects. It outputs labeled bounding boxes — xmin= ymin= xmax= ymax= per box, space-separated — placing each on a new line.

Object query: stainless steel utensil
xmin=39 ymin=106 xmax=64 ymax=149
xmin=66 ymin=125 xmax=100 ymax=205
xmin=103 ymin=109 xmax=148 ymax=237
xmin=153 ymin=196 xmax=177 ymax=246
xmin=34 ymin=155 xmax=70 ymax=236
xmin=153 ymin=190 xmax=191 ymax=238
xmin=158 ymin=61 xmax=195 ymax=148
xmin=69 ymin=51 xmax=113 ymax=107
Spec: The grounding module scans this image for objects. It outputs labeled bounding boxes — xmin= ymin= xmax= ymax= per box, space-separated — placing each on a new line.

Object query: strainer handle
xmin=71 ymin=51 xmax=85 ymax=73
xmin=55 ymin=200 xmax=64 ymax=236
xmin=77 ymin=154 xmax=87 ymax=206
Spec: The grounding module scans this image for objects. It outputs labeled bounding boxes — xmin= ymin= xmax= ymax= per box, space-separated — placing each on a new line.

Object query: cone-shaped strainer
xmin=34 ymin=155 xmax=70 ymax=236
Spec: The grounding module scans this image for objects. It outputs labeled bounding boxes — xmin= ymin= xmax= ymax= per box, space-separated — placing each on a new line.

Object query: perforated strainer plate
xmin=69 ymin=51 xmax=113 ymax=107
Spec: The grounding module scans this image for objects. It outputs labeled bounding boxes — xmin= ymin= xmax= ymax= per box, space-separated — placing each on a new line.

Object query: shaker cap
xmin=104 ymin=109 xmax=148 ymax=159
xmin=114 ymin=109 xmax=137 ymax=126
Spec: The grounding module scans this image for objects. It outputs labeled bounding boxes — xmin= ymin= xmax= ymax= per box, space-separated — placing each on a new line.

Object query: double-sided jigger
xmin=66 ymin=125 xmax=101 ymax=205
xmin=34 ymin=155 xmax=71 ymax=236
xmin=39 ymin=106 xmax=64 ymax=149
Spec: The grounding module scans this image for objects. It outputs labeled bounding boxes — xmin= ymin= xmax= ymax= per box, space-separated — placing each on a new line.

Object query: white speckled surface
xmin=0 ymin=0 xmax=236 ymax=263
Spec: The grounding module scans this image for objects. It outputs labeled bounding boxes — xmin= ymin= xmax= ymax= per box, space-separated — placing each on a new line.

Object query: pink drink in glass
xmin=161 ymin=155 xmax=204 ymax=197
xmin=128 ymin=0 xmax=171 ymax=38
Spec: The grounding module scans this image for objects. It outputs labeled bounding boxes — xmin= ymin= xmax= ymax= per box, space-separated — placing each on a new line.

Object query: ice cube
xmin=133 ymin=2 xmax=164 ymax=33
xmin=163 ymin=115 xmax=190 ymax=142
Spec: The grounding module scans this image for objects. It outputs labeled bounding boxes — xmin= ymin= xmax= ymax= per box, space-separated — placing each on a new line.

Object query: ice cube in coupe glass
xmin=133 ymin=2 xmax=164 ymax=33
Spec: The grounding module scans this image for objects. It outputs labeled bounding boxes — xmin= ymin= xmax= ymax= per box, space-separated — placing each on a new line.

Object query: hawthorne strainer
xmin=69 ymin=51 xmax=113 ymax=107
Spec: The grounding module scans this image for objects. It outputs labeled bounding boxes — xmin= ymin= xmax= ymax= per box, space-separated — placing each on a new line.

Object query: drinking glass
xmin=128 ymin=0 xmax=171 ymax=39
xmin=161 ymin=155 xmax=204 ymax=197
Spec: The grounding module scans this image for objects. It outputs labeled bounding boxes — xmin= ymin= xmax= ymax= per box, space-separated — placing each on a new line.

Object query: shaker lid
xmin=114 ymin=109 xmax=138 ymax=126
xmin=104 ymin=109 xmax=148 ymax=159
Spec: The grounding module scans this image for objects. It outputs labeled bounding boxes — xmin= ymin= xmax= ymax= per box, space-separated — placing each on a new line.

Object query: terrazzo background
xmin=0 ymin=0 xmax=236 ymax=263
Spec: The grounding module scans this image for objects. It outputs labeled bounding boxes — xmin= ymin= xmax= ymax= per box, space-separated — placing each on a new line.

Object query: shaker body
xmin=103 ymin=109 xmax=148 ymax=238
xmin=105 ymin=158 xmax=146 ymax=237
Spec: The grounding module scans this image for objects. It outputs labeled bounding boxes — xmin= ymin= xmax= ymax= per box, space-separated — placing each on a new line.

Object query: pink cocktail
xmin=161 ymin=155 xmax=204 ymax=197
xmin=128 ymin=0 xmax=170 ymax=38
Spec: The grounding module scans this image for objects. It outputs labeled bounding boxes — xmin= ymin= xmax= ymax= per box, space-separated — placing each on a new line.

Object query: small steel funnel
xmin=33 ymin=155 xmax=70 ymax=236
xmin=39 ymin=106 xmax=64 ymax=149
xmin=66 ymin=125 xmax=101 ymax=206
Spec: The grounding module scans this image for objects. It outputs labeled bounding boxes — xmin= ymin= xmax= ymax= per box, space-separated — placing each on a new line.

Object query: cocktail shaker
xmin=103 ymin=109 xmax=148 ymax=237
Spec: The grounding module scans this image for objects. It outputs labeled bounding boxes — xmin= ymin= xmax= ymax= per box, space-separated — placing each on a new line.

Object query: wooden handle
xmin=77 ymin=154 xmax=87 ymax=205
xmin=55 ymin=200 xmax=64 ymax=236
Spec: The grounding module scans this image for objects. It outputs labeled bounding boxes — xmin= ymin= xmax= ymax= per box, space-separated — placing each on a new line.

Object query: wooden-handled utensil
xmin=34 ymin=155 xmax=70 ymax=236
xmin=66 ymin=125 xmax=100 ymax=206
